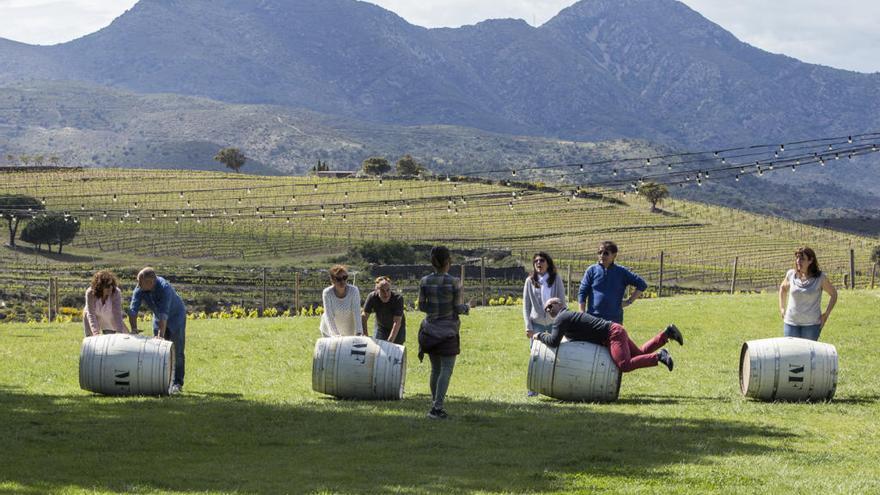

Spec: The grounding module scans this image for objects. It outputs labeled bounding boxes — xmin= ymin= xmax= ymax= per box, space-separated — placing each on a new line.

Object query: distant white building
xmin=316 ymin=170 xmax=357 ymax=178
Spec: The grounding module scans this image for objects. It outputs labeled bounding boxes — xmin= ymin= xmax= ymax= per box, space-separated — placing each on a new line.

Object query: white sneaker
xmin=169 ymin=384 xmax=182 ymax=395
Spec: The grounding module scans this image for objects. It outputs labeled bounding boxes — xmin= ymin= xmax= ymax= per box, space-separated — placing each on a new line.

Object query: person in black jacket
xmin=418 ymin=246 xmax=469 ymax=420
xmin=533 ymin=298 xmax=682 ymax=372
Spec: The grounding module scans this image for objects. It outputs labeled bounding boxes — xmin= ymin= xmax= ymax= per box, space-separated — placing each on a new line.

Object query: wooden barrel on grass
xmin=312 ymin=336 xmax=406 ymax=400
xmin=528 ymin=339 xmax=621 ymax=402
xmin=79 ymin=334 xmax=175 ymax=396
xmin=739 ymin=337 xmax=838 ymax=401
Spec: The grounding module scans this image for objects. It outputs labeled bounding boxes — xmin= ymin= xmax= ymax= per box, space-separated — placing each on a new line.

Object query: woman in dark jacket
xmin=418 ymin=246 xmax=469 ymax=420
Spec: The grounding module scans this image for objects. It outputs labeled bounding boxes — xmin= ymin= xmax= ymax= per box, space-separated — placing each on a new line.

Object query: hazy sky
xmin=0 ymin=0 xmax=877 ymax=73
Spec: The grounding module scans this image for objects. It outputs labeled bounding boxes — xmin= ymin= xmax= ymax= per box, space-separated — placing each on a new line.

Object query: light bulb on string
xmin=186 ymin=200 xmax=191 ymax=207
xmin=379 ymin=178 xmax=383 ymax=186
xmin=848 ymin=136 xmax=853 ymax=144
xmin=828 ymin=144 xmax=833 ymax=151
xmin=179 ymin=192 xmax=184 ymax=199
xmin=398 ymin=211 xmax=403 ymax=218
xmin=119 ymin=217 xmax=124 ymax=223
xmin=321 ymin=213 xmax=326 ymax=221
xmin=286 ymin=218 xmax=291 ymax=224
xmin=735 ymin=174 xmax=740 ymax=182
xmin=237 ymin=198 xmax=242 ymax=204
xmin=848 ymin=153 xmax=853 ymax=159
xmin=791 ymin=164 xmax=797 ymax=171
xmin=667 ymin=163 xmax=672 ymax=170
xmin=134 ymin=202 xmax=139 ymax=209
xmin=399 ymin=188 xmax=403 ymax=195
xmin=162 ymin=210 xmax=168 ymax=217
xmin=151 ymin=213 xmax=156 ymax=221
xmin=247 ymin=188 xmax=251 ymax=194
xmin=80 ymin=203 xmax=85 ymax=210
xmin=773 ymin=151 xmax=779 ymax=159
xmin=196 ymin=217 xmax=201 ymax=224
xmin=313 ymin=184 xmax=318 ymax=191
xmin=102 ymin=211 xmax=108 ymax=218
xmin=112 ymin=194 xmax=117 ymax=202
xmin=779 ymin=144 xmax=785 ymax=152
xmin=511 ymin=169 xmax=517 ymax=176
xmin=697 ymin=178 xmax=702 ymax=186
xmin=579 ymin=164 xmax=584 ymax=172
xmin=768 ymin=163 xmax=774 ymax=171
xmin=41 ymin=197 xmax=46 ymax=205
xmin=230 ymin=219 xmax=235 ymax=225
xmin=89 ymin=215 xmax=94 ymax=221
xmin=835 ymin=153 xmax=840 ymax=160
xmin=384 ymin=210 xmax=388 ymax=218
xmin=645 ymin=158 xmax=651 ymax=166
xmin=612 ymin=169 xmax=618 ymax=177
xmin=259 ymin=216 xmax=263 ymax=222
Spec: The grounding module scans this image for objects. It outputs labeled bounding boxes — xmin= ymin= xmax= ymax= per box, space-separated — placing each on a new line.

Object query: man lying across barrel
xmin=534 ymin=298 xmax=682 ymax=372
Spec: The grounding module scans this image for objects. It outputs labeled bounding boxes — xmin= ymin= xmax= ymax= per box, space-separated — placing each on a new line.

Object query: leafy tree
xmin=19 ymin=155 xmax=31 ymax=167
xmin=48 ymin=156 xmax=60 ymax=166
xmin=0 ymin=194 xmax=44 ymax=247
xmin=214 ymin=147 xmax=247 ymax=172
xmin=396 ymin=154 xmax=426 ymax=176
xmin=361 ymin=157 xmax=391 ymax=176
xmin=353 ymin=240 xmax=417 ymax=264
xmin=33 ymin=154 xmax=45 ymax=166
xmin=310 ymin=160 xmax=330 ymax=173
xmin=20 ymin=213 xmax=80 ymax=253
xmin=637 ymin=181 xmax=669 ymax=212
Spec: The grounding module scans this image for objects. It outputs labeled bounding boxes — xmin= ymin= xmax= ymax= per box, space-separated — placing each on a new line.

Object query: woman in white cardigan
xmin=319 ymin=265 xmax=364 ymax=337
xmin=83 ymin=270 xmax=130 ymax=337
xmin=523 ymin=252 xmax=566 ymax=395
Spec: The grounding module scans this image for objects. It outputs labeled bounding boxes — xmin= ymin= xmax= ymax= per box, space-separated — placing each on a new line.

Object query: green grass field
xmin=2 ymin=291 xmax=878 ymax=494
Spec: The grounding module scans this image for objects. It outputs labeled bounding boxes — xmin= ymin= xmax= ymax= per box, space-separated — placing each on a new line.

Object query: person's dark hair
xmin=90 ymin=270 xmax=118 ymax=295
xmin=794 ymin=247 xmax=821 ymax=277
xmin=530 ymin=251 xmax=557 ymax=288
xmin=430 ymin=246 xmax=451 ymax=272
xmin=598 ymin=240 xmax=618 ymax=254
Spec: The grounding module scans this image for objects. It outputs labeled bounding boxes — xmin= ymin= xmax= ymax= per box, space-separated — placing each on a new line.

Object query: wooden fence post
xmin=658 ymin=251 xmax=665 ymax=298
xmin=294 ymin=272 xmax=301 ymax=315
xmin=730 ymin=257 xmax=738 ymax=294
xmin=47 ymin=277 xmax=53 ymax=321
xmin=480 ymin=257 xmax=486 ymax=307
xmin=567 ymin=264 xmax=573 ymax=301
xmin=849 ymin=249 xmax=855 ymax=289
xmin=260 ymin=267 xmax=267 ymax=316
xmin=871 ymin=263 xmax=877 ymax=290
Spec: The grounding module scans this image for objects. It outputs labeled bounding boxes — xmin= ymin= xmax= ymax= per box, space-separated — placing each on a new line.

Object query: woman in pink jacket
xmin=83 ymin=270 xmax=130 ymax=337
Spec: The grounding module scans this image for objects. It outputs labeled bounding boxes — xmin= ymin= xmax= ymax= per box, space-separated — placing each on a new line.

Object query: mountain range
xmin=1 ymin=0 xmax=878 ymax=218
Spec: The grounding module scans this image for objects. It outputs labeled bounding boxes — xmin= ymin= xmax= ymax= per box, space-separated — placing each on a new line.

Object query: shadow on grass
xmin=0 ymin=387 xmax=794 ymax=494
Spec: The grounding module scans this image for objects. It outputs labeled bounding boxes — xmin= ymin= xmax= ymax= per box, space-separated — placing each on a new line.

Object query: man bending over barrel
xmin=128 ymin=267 xmax=187 ymax=394
xmin=534 ymin=298 xmax=682 ymax=372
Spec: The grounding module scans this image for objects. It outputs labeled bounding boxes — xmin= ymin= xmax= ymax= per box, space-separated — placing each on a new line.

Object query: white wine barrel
xmin=528 ymin=339 xmax=621 ymax=402
xmin=312 ymin=336 xmax=406 ymax=400
xmin=739 ymin=337 xmax=838 ymax=401
xmin=79 ymin=334 xmax=175 ymax=396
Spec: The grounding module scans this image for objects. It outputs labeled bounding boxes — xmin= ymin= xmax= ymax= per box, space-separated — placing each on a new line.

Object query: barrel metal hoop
xmin=770 ymin=343 xmax=781 ymax=401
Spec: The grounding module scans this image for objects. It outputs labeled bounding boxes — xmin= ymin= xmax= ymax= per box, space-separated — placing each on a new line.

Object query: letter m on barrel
xmin=787 ymin=364 xmax=805 ymax=389
xmin=350 ymin=342 xmax=368 ymax=365
xmin=114 ymin=370 xmax=131 ymax=390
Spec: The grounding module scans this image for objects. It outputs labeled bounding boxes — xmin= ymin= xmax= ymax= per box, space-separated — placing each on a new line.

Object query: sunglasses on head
xmin=334 ymin=275 xmax=348 ymax=282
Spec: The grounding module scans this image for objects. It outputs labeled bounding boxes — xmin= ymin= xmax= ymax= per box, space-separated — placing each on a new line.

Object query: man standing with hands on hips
xmin=128 ymin=267 xmax=187 ymax=395
xmin=578 ymin=241 xmax=647 ymax=324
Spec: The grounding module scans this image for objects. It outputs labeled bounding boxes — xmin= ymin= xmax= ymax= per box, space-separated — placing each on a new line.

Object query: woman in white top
xmin=778 ymin=246 xmax=837 ymax=341
xmin=83 ymin=270 xmax=130 ymax=337
xmin=319 ymin=264 xmax=364 ymax=337
xmin=522 ymin=252 xmax=566 ymax=395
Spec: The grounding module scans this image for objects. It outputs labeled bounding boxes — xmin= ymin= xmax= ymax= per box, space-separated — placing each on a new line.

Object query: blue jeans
xmin=155 ymin=323 xmax=186 ymax=386
xmin=784 ymin=323 xmax=821 ymax=341
xmin=428 ymin=354 xmax=456 ymax=410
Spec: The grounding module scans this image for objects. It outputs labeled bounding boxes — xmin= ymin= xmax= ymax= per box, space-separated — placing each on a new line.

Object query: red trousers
xmin=605 ymin=323 xmax=667 ymax=372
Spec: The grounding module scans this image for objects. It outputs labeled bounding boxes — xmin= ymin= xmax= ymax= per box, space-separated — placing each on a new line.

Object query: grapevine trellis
xmin=0 ymin=167 xmax=877 ymax=321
